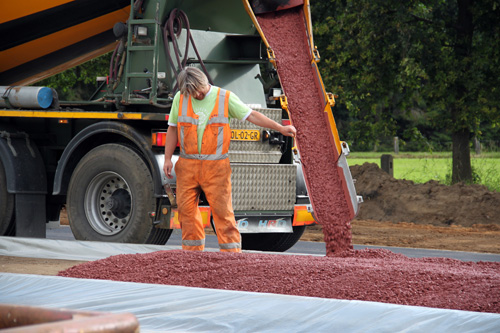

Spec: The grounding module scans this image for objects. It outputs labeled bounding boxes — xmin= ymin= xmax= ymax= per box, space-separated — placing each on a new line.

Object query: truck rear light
xmin=152 ymin=132 xmax=166 ymax=147
xmin=293 ymin=205 xmax=316 ymax=226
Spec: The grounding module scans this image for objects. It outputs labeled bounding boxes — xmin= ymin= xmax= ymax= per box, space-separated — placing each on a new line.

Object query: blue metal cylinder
xmin=0 ymin=86 xmax=54 ymax=109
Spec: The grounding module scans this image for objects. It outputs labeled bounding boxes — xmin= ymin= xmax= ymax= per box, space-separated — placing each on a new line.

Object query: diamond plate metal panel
xmin=231 ymin=108 xmax=282 ymax=129
xmin=229 ymin=108 xmax=284 ymax=164
xmin=230 ymin=140 xmax=281 ymax=152
xmin=229 ymin=151 xmax=282 ymax=163
xmin=231 ymin=164 xmax=296 ymax=211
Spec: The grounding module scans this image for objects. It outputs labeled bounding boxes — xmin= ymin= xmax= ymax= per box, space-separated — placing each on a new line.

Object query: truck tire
xmin=241 ymin=225 xmax=306 ymax=252
xmin=67 ymin=144 xmax=171 ymax=244
xmin=0 ymin=159 xmax=15 ymax=236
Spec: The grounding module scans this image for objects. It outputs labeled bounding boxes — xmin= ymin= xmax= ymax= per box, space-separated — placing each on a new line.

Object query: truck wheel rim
xmin=84 ymin=171 xmax=132 ymax=235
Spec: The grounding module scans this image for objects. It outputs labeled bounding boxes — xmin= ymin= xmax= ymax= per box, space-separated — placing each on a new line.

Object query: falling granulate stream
xmin=256 ymin=7 xmax=353 ymax=255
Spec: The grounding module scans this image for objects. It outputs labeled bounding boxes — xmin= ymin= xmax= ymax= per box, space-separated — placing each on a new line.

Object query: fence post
xmin=381 ymin=154 xmax=394 ymax=176
xmin=393 ymin=136 xmax=399 ymax=154
xmin=474 ymin=137 xmax=481 ymax=155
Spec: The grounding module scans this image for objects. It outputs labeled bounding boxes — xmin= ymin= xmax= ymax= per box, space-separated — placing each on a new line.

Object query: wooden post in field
xmin=381 ymin=154 xmax=394 ymax=176
xmin=394 ymin=136 xmax=399 ymax=154
xmin=474 ymin=137 xmax=481 ymax=155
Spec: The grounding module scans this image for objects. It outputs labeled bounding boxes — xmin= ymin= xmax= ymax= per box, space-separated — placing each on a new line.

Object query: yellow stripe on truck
xmin=0 ymin=110 xmax=142 ymax=120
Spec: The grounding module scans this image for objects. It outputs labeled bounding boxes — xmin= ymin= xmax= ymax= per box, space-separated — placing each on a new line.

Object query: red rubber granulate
xmin=256 ymin=8 xmax=353 ymax=255
xmin=58 ymin=250 xmax=500 ymax=314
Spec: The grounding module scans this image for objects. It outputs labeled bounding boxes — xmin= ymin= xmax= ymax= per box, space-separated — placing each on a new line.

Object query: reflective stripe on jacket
xmin=177 ymin=88 xmax=231 ymax=160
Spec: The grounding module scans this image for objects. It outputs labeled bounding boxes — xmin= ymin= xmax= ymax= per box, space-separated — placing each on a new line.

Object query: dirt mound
xmin=351 ymin=163 xmax=500 ymax=227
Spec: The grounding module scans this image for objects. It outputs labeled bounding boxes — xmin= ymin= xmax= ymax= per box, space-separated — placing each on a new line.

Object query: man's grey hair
xmin=177 ymin=67 xmax=209 ymax=96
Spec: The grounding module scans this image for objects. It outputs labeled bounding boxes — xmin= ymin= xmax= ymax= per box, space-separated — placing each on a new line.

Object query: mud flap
xmin=0 ymin=128 xmax=47 ymax=238
xmin=15 ymin=194 xmax=46 ymax=237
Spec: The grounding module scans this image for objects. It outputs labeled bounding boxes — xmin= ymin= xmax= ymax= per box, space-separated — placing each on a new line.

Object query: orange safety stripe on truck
xmin=0 ymin=109 xmax=170 ymax=121
xmin=293 ymin=205 xmax=316 ymax=226
xmin=0 ymin=7 xmax=130 ymax=75
xmin=170 ymin=207 xmax=211 ymax=229
xmin=1 ymin=0 xmax=73 ymax=23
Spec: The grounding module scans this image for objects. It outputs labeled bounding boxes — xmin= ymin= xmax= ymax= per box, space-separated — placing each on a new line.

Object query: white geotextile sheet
xmin=1 ymin=236 xmax=500 ymax=332
xmin=0 ymin=235 xmax=206 ymax=261
xmin=1 ymin=273 xmax=500 ymax=333
xmin=0 ymin=236 xmax=299 ymax=261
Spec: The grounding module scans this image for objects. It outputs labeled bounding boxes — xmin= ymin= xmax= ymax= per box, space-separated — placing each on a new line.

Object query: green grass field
xmin=346 ymin=152 xmax=500 ymax=192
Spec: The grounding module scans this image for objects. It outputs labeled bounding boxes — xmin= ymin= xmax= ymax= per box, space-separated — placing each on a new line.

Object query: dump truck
xmin=0 ymin=0 xmax=360 ymax=251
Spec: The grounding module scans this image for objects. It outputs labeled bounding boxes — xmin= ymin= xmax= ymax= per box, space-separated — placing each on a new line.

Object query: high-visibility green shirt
xmin=168 ymin=85 xmax=252 ymax=153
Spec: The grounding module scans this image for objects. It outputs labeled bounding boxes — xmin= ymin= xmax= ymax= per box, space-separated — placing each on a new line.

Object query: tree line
xmin=311 ymin=0 xmax=500 ymax=183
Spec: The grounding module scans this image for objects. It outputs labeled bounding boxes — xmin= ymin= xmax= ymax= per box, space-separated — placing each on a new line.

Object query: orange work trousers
xmin=175 ymin=157 xmax=241 ymax=252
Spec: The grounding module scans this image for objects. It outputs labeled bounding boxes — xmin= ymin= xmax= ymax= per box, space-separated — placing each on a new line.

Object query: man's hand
xmin=163 ymin=159 xmax=174 ymax=179
xmin=280 ymin=124 xmax=296 ymax=138
xmin=246 ymin=111 xmax=297 ymax=138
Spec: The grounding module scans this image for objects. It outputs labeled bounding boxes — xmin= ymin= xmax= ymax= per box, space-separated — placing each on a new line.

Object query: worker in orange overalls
xmin=163 ymin=67 xmax=296 ymax=252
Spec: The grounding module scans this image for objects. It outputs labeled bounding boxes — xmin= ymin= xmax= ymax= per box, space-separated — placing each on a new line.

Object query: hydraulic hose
xmin=163 ymin=9 xmax=213 ymax=92
xmin=109 ymin=0 xmax=142 ymax=83
xmin=109 ymin=42 xmax=119 ymax=80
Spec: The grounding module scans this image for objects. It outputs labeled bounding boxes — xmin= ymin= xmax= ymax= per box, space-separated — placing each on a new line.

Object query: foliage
xmin=311 ymin=0 xmax=500 ymax=183
xmin=35 ymin=54 xmax=111 ymax=101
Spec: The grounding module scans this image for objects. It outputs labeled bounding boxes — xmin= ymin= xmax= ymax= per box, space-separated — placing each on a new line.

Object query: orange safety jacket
xmin=177 ymin=88 xmax=231 ymax=160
